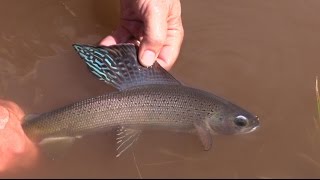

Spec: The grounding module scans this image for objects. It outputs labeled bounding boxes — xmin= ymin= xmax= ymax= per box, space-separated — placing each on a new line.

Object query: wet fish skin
xmin=22 ymin=84 xmax=258 ymax=142
xmin=21 ymin=43 xmax=260 ymax=157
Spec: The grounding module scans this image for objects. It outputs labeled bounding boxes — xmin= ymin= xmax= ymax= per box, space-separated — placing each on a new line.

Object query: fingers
xmin=0 ymin=106 xmax=9 ymax=129
xmin=100 ymin=0 xmax=184 ymax=70
xmin=0 ymin=100 xmax=38 ymax=173
xmin=138 ymin=5 xmax=168 ymax=67
xmin=157 ymin=18 xmax=184 ymax=70
xmin=99 ymin=25 xmax=132 ymax=46
xmin=0 ymin=100 xmax=24 ymax=121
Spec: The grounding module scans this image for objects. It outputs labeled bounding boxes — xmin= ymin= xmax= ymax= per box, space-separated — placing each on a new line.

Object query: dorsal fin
xmin=73 ymin=43 xmax=181 ymax=91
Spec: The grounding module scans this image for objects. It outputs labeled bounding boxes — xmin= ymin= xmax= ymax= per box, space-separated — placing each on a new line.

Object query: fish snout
xmin=248 ymin=115 xmax=260 ymax=133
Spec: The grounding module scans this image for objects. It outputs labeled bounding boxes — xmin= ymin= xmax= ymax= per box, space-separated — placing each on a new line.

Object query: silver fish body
xmin=22 ymin=43 xmax=260 ymax=158
xmin=22 ymin=84 xmax=258 ymax=141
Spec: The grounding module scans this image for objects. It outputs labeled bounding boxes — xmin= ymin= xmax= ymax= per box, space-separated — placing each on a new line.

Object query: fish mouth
xmin=240 ymin=115 xmax=260 ymax=134
xmin=240 ymin=125 xmax=259 ymax=134
xmin=248 ymin=115 xmax=260 ymax=133
xmin=248 ymin=125 xmax=259 ymax=133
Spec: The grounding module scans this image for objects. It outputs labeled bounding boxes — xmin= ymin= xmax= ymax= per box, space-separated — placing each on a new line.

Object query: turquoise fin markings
xmin=72 ymin=43 xmax=181 ymax=91
xmin=116 ymin=126 xmax=141 ymax=158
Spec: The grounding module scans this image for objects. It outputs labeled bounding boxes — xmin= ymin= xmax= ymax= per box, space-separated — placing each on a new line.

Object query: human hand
xmin=0 ymin=100 xmax=38 ymax=173
xmin=99 ymin=0 xmax=184 ymax=71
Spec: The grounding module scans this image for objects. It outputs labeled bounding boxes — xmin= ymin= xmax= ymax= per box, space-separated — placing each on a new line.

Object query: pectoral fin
xmin=194 ymin=121 xmax=212 ymax=151
xmin=39 ymin=136 xmax=80 ymax=160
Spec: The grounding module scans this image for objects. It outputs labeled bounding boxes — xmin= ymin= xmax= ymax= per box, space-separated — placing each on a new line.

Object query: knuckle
xmin=147 ymin=36 xmax=165 ymax=47
xmin=180 ymin=27 xmax=185 ymax=39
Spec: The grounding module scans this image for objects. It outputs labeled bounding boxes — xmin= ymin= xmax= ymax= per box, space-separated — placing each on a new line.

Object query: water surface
xmin=1 ymin=0 xmax=320 ymax=178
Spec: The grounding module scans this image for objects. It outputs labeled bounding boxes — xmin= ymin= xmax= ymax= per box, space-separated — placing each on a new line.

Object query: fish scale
xmin=23 ymin=84 xmax=219 ymax=141
xmin=22 ymin=43 xmax=259 ymax=158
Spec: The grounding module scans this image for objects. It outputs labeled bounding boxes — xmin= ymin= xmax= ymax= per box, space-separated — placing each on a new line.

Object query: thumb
xmin=139 ymin=9 xmax=167 ymax=67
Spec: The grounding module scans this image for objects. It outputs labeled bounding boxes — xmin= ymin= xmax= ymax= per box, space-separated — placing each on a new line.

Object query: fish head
xmin=207 ymin=103 xmax=260 ymax=135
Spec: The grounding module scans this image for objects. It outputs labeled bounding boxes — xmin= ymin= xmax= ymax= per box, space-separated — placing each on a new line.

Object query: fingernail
xmin=141 ymin=50 xmax=156 ymax=67
xmin=0 ymin=106 xmax=9 ymax=129
xmin=99 ymin=36 xmax=116 ymax=46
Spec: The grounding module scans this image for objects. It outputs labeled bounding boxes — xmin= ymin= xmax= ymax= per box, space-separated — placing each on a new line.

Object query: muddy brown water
xmin=1 ymin=0 xmax=320 ymax=178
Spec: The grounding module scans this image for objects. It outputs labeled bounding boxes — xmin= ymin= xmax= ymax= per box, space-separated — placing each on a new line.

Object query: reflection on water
xmin=1 ymin=0 xmax=320 ymax=178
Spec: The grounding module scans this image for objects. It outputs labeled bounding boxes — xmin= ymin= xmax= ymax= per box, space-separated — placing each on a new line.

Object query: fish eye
xmin=234 ymin=115 xmax=249 ymax=127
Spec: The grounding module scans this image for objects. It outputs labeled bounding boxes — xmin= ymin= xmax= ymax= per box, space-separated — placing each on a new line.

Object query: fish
xmin=21 ymin=43 xmax=260 ymax=158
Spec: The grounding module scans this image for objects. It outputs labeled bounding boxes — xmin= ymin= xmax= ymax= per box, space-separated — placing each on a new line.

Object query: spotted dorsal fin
xmin=73 ymin=43 xmax=181 ymax=91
